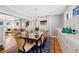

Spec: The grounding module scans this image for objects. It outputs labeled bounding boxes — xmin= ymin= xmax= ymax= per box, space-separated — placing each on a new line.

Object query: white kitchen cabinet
xmin=68 ymin=41 xmax=79 ymax=53
xmin=57 ymin=28 xmax=79 ymax=53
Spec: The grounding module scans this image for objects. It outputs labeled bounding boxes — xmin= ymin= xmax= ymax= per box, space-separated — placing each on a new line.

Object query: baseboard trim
xmin=52 ymin=36 xmax=58 ymax=39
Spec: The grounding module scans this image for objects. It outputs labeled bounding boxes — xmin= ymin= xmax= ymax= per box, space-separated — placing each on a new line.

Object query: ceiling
xmin=0 ymin=5 xmax=68 ymax=19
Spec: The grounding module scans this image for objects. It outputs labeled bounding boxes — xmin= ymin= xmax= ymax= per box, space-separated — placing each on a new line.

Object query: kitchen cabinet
xmin=57 ymin=28 xmax=79 ymax=53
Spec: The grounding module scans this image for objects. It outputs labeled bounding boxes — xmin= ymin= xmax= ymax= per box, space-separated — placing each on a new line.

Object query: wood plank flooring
xmin=53 ymin=37 xmax=62 ymax=53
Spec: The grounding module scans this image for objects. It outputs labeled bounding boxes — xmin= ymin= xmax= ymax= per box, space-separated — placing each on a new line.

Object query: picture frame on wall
xmin=73 ymin=6 xmax=79 ymax=16
xmin=15 ymin=20 xmax=20 ymax=26
xmin=0 ymin=20 xmax=3 ymax=26
xmin=40 ymin=20 xmax=47 ymax=25
xmin=16 ymin=22 xmax=19 ymax=25
xmin=26 ymin=21 xmax=29 ymax=27
xmin=5 ymin=20 xmax=12 ymax=28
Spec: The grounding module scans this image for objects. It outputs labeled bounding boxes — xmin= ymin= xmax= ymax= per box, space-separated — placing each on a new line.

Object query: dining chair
xmin=16 ymin=38 xmax=25 ymax=53
xmin=16 ymin=38 xmax=35 ymax=53
xmin=39 ymin=34 xmax=45 ymax=45
xmin=38 ymin=33 xmax=50 ymax=53
xmin=4 ymin=34 xmax=18 ymax=53
xmin=24 ymin=42 xmax=35 ymax=52
xmin=34 ymin=34 xmax=46 ymax=53
xmin=40 ymin=34 xmax=46 ymax=48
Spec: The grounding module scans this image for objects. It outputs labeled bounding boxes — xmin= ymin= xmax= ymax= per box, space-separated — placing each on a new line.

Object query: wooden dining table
xmin=18 ymin=31 xmax=47 ymax=53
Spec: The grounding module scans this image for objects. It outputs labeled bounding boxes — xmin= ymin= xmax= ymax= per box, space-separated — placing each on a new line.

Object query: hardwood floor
xmin=0 ymin=45 xmax=4 ymax=53
xmin=0 ymin=45 xmax=4 ymax=51
xmin=53 ymin=37 xmax=62 ymax=53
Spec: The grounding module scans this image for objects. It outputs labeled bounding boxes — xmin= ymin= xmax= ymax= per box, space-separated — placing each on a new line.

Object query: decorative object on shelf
xmin=62 ymin=27 xmax=65 ymax=33
xmin=35 ymin=34 xmax=39 ymax=38
xmin=73 ymin=6 xmax=79 ymax=16
xmin=62 ymin=27 xmax=74 ymax=34
xmin=66 ymin=13 xmax=69 ymax=20
xmin=35 ymin=27 xmax=39 ymax=34
xmin=72 ymin=29 xmax=76 ymax=34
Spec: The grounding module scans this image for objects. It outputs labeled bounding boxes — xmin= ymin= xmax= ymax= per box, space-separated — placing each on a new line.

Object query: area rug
xmin=26 ymin=37 xmax=54 ymax=53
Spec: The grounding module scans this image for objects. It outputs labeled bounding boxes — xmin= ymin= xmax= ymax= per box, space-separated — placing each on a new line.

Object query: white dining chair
xmin=37 ymin=34 xmax=45 ymax=46
xmin=16 ymin=38 xmax=35 ymax=53
xmin=4 ymin=34 xmax=18 ymax=53
xmin=24 ymin=42 xmax=35 ymax=52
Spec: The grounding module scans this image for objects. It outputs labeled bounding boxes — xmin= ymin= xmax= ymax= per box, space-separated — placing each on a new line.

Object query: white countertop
xmin=57 ymin=28 xmax=79 ymax=45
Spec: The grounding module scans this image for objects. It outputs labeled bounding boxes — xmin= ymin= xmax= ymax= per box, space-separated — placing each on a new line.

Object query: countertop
xmin=57 ymin=28 xmax=79 ymax=45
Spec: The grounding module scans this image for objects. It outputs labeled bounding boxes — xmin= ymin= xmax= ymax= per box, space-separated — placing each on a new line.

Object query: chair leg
xmin=32 ymin=46 xmax=36 ymax=53
xmin=18 ymin=49 xmax=25 ymax=53
xmin=40 ymin=46 xmax=42 ymax=53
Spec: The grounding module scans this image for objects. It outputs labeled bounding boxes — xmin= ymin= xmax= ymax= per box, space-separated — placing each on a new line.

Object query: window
xmin=0 ymin=20 xmax=3 ymax=25
xmin=73 ymin=6 xmax=79 ymax=16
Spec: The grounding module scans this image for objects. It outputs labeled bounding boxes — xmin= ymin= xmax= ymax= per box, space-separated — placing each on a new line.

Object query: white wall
xmin=47 ymin=15 xmax=63 ymax=37
xmin=63 ymin=5 xmax=76 ymax=28
xmin=63 ymin=5 xmax=79 ymax=31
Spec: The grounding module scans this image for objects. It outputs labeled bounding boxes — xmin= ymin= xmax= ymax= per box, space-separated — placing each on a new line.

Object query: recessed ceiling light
xmin=34 ymin=8 xmax=38 ymax=10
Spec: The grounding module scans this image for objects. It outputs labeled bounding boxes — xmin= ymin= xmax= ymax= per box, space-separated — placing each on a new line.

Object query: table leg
xmin=40 ymin=40 xmax=42 ymax=53
xmin=23 ymin=39 xmax=26 ymax=52
xmin=36 ymin=41 xmax=38 ymax=53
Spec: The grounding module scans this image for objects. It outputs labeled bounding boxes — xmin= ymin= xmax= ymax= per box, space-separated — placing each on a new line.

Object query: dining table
xmin=18 ymin=30 xmax=48 ymax=53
